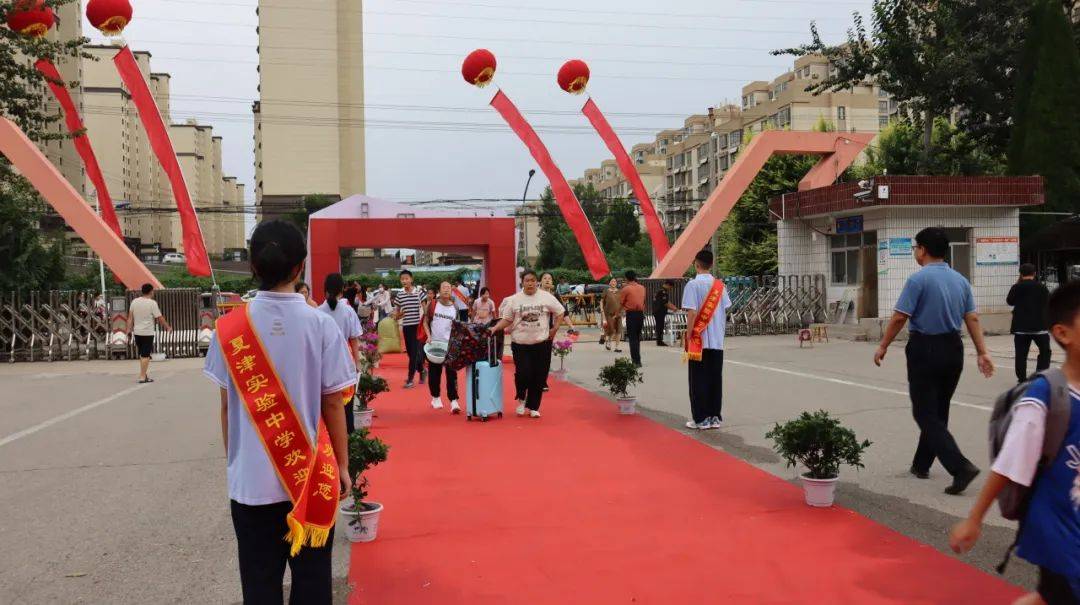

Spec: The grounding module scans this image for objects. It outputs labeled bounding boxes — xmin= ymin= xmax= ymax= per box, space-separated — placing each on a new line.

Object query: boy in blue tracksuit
xmin=951 ymin=280 xmax=1080 ymax=605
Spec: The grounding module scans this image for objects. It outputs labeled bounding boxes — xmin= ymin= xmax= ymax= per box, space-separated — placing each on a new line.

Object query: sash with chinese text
xmin=684 ymin=278 xmax=725 ymax=362
xmin=217 ymin=307 xmax=340 ymax=555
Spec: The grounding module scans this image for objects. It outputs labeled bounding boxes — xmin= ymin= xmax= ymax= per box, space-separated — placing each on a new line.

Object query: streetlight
xmin=520 ymin=169 xmax=536 ymax=263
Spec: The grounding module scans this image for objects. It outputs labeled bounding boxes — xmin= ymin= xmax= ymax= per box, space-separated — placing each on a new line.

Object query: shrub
xmin=597 ymin=357 xmax=644 ymax=399
xmin=765 ymin=410 xmax=871 ymax=479
xmin=347 ymin=428 xmax=390 ymax=510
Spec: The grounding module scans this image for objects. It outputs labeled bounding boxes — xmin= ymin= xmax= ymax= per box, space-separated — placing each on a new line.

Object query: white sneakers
xmin=685 ymin=417 xmax=722 ymax=430
xmin=530 ymin=410 xmax=541 ymax=418
xmin=515 ymin=402 xmax=541 ymax=418
xmin=432 ymin=397 xmax=461 ymax=414
xmin=516 ymin=402 xmax=527 ymax=416
xmin=450 ymin=400 xmax=461 ymax=414
xmin=431 ymin=397 xmax=444 ymax=410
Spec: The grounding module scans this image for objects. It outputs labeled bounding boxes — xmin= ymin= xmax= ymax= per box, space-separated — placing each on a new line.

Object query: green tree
xmin=598 ymin=197 xmax=640 ymax=250
xmin=1008 ymin=0 xmax=1080 ymax=236
xmin=776 ymin=0 xmax=1030 ymax=164
xmin=285 ymin=194 xmax=335 ymax=236
xmin=0 ymin=0 xmax=89 ymax=292
xmin=856 ymin=119 xmax=1005 ymax=178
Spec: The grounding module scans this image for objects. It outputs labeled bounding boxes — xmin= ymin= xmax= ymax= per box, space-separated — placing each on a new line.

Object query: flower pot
xmin=800 ymin=475 xmax=838 ymax=507
xmin=616 ymin=397 xmax=637 ymax=415
xmin=355 ymin=407 xmax=374 ymax=429
xmin=339 ymin=502 xmax=383 ymax=543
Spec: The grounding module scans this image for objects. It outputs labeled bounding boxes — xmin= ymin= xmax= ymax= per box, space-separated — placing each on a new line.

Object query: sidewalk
xmin=349 ymin=354 xmax=1020 ymax=604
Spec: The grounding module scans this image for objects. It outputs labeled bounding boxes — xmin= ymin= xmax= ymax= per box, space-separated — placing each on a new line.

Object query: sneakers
xmin=516 ymin=402 xmax=527 ymax=416
xmin=404 ymin=380 xmax=415 ymax=389
xmin=529 ymin=410 xmax=541 ymax=419
xmin=685 ymin=419 xmax=710 ymax=430
xmin=430 ymin=397 xmax=443 ymax=410
xmin=450 ymin=400 xmax=461 ymax=414
xmin=707 ymin=416 xmax=722 ymax=429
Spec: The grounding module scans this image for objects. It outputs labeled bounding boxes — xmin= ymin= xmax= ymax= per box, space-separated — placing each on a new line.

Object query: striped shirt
xmin=394 ymin=287 xmax=427 ymax=326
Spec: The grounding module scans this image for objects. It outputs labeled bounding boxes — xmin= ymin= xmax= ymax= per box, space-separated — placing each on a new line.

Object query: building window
xmin=837 ymin=106 xmax=847 ymax=121
xmin=878 ymin=100 xmax=889 ymax=112
xmin=830 ymin=232 xmax=876 ymax=285
xmin=879 ymin=116 xmax=889 ymax=128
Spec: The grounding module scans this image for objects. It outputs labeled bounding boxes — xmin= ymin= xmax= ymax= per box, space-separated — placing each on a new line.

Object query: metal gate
xmin=123 ymin=288 xmax=204 ymax=359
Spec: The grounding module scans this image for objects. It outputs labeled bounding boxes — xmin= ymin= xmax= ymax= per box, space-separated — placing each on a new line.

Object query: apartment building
xmin=255 ymin=0 xmax=366 ymax=222
xmin=38 ymin=2 xmax=86 ymax=200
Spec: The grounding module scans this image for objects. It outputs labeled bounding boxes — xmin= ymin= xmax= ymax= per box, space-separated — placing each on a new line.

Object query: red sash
xmin=684 ymin=278 xmax=725 ymax=362
xmin=452 ymin=288 xmax=469 ymax=305
xmin=217 ymin=307 xmax=341 ymax=556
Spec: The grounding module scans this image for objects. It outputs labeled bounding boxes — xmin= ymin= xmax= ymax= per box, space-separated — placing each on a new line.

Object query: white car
xmin=162 ymin=252 xmax=186 ymax=265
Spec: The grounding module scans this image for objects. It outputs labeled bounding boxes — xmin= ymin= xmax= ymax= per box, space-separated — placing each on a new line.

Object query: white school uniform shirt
xmin=431 ymin=300 xmax=457 ymax=343
xmin=680 ymin=273 xmax=733 ymax=350
xmin=317 ymin=298 xmax=363 ymax=343
xmin=204 ymin=291 xmax=356 ymax=505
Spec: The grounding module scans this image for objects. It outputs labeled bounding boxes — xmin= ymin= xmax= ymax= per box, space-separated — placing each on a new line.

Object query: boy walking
xmin=394 ymin=270 xmax=428 ymax=388
xmin=128 ymin=283 xmax=172 ymax=383
xmin=950 ymin=279 xmax=1080 ymax=605
xmin=1009 ymin=263 xmax=1052 ymax=383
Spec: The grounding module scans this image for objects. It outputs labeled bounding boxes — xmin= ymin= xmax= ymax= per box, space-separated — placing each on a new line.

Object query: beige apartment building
xmin=37 ymin=2 xmax=86 ymax=201
xmin=255 ymin=0 xmax=366 ymax=223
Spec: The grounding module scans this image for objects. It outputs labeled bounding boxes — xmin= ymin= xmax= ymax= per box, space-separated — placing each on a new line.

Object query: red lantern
xmin=6 ymin=0 xmax=55 ymax=39
xmin=462 ymin=49 xmax=497 ymax=88
xmin=87 ymin=0 xmax=133 ymax=36
xmin=557 ymin=60 xmax=590 ymax=95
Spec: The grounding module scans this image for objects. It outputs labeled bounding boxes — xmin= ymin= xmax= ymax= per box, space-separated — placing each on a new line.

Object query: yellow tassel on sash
xmin=285 ymin=513 xmax=335 ymax=557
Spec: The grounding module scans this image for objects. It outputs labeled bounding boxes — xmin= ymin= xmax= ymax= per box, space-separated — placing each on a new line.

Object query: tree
xmin=0 ymin=0 xmax=89 ymax=292
xmin=775 ymin=0 xmax=1030 ymax=164
xmin=285 ymin=194 xmax=335 ymax=236
xmin=598 ymin=197 xmax=640 ymax=250
xmin=856 ymin=119 xmax=1005 ymax=178
xmin=1008 ymin=0 xmax=1080 ymax=235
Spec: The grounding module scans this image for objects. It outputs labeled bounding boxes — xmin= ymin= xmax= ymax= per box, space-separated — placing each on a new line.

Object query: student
xmin=620 ymin=270 xmax=647 ymax=367
xmin=950 ymin=279 xmax=1080 ymax=605
xmin=653 ymin=281 xmax=677 ymax=346
xmin=294 ymin=282 xmax=318 ymax=308
xmin=203 ymin=220 xmax=355 ymax=605
xmin=682 ymin=250 xmax=732 ymax=430
xmin=318 ymin=273 xmax=362 ymax=434
xmin=874 ymin=227 xmax=994 ymax=495
xmin=424 ymin=282 xmax=462 ymax=413
xmin=128 ymin=283 xmax=173 ymax=384
xmin=471 ymin=287 xmax=497 ymax=325
xmin=540 ymin=272 xmax=574 ymax=392
xmin=1009 ymin=263 xmax=1052 ymax=383
xmin=602 ymin=278 xmax=623 ymax=352
xmin=492 ymin=271 xmax=565 ymax=418
xmin=452 ymin=278 xmax=472 ymax=322
xmin=394 ymin=270 xmax=428 ymax=388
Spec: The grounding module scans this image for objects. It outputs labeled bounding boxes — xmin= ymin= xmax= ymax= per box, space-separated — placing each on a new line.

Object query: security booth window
xmin=830 ymin=231 xmax=877 ymax=286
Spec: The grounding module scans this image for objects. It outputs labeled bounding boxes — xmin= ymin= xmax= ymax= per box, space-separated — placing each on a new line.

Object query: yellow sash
xmin=217 ymin=307 xmax=340 ymax=555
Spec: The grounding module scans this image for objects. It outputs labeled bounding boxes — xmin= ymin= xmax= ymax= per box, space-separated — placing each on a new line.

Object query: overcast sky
xmin=84 ymin=0 xmax=874 ymax=219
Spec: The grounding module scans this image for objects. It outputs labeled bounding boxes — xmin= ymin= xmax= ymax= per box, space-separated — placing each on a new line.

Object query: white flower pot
xmin=800 ymin=475 xmax=838 ymax=507
xmin=339 ymin=502 xmax=383 ymax=543
xmin=355 ymin=407 xmax=374 ymax=429
xmin=616 ymin=397 xmax=637 ymax=415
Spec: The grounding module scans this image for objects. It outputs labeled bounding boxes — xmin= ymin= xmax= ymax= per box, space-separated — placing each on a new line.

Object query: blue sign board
xmin=836 ymin=215 xmax=864 ymax=234
xmin=889 ymin=237 xmax=913 ymax=257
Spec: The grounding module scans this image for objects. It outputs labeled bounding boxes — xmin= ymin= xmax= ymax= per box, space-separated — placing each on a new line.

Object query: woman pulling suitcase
xmin=423 ymin=282 xmax=462 ymax=414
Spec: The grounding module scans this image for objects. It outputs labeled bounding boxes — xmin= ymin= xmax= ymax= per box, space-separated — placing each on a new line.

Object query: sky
xmin=82 ymin=0 xmax=876 ymax=225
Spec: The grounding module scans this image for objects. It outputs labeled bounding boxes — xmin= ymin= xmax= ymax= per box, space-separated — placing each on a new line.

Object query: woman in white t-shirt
xmin=318 ymin=273 xmax=362 ymax=433
xmin=491 ymin=271 xmax=565 ymax=418
xmin=471 ymin=287 xmax=497 ymax=325
xmin=424 ymin=282 xmax=461 ymax=413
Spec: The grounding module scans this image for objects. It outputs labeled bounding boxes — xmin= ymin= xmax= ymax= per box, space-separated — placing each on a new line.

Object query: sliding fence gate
xmin=640 ymin=274 xmax=828 ymax=340
xmin=1 ymin=289 xmax=206 ymax=362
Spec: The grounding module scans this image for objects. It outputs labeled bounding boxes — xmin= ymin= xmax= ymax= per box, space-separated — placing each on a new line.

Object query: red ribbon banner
xmin=113 ymin=45 xmax=212 ymax=277
xmin=581 ymin=98 xmax=670 ymax=261
xmin=489 ymin=90 xmax=609 ymax=280
xmin=34 ymin=59 xmax=122 ymax=239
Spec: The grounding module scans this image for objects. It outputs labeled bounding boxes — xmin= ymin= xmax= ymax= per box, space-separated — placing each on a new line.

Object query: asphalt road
xmin=0 ymin=332 xmax=1041 ymax=603
xmin=561 ymin=332 xmax=1044 ymax=592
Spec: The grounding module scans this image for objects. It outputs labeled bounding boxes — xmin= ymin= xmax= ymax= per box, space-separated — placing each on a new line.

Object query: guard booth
xmin=771 ymin=176 xmax=1045 ymax=335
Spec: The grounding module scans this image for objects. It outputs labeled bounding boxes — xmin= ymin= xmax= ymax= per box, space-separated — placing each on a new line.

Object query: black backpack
xmin=989 ymin=367 xmax=1071 ymax=521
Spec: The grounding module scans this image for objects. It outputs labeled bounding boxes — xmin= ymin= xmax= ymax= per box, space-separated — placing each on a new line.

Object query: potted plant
xmin=354 ymin=373 xmax=389 ymax=429
xmin=597 ymin=357 xmax=644 ymax=415
xmin=339 ymin=428 xmax=390 ymax=542
xmin=765 ymin=410 xmax=871 ymax=507
xmin=551 ymin=338 xmax=574 ymax=378
xmin=358 ymin=323 xmax=382 ymax=372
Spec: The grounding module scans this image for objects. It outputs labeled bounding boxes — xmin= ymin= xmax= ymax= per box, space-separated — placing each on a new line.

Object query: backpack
xmin=989 ymin=367 xmax=1072 ymax=521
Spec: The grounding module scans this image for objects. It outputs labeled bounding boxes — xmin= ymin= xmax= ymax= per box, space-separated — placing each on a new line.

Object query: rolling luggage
xmin=465 ymin=336 xmax=503 ymax=422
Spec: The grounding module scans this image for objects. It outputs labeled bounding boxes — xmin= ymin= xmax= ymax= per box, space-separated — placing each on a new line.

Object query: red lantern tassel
xmin=113 ymin=46 xmax=212 ymax=278
xmin=34 ymin=59 xmax=123 ymax=240
xmin=581 ymin=98 xmax=670 ymax=261
xmin=489 ymin=90 xmax=609 ymax=280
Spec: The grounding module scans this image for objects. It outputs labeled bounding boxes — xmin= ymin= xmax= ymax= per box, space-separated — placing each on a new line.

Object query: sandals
xmin=138 ymin=377 xmax=154 ymax=384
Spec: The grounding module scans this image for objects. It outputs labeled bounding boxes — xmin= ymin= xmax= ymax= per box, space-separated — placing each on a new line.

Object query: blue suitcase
xmin=466 ymin=361 xmax=504 ymax=421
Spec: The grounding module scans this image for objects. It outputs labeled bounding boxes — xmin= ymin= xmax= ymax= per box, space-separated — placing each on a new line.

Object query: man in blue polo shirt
xmin=874 ymin=227 xmax=995 ymax=495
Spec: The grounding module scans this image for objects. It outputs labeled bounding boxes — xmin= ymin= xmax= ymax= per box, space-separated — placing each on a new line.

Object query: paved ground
xmin=0 ymin=332 xmax=1042 ymax=602
xmin=560 ymin=332 xmax=1045 ymax=592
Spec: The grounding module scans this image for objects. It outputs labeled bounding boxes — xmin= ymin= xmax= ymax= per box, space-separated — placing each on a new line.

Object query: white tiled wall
xmin=778 ymin=207 xmax=1021 ymax=320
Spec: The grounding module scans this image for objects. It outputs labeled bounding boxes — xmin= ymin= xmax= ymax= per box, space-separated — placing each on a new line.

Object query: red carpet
xmin=349 ymin=354 xmax=1020 ymax=604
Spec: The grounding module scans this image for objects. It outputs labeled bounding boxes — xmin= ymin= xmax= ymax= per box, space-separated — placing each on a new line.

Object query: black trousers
xmin=402 ymin=324 xmax=423 ymax=381
xmin=1039 ymin=566 xmax=1080 ymax=605
xmin=345 ymin=398 xmax=355 ymax=434
xmin=654 ymin=310 xmax=667 ymax=344
xmin=512 ymin=342 xmax=548 ymax=411
xmin=906 ymin=332 xmax=973 ymax=477
xmin=230 ymin=500 xmax=334 ymax=605
xmin=540 ymin=339 xmax=553 ymax=389
xmin=427 ymin=361 xmax=458 ymax=400
xmin=688 ymin=349 xmax=724 ymax=423
xmin=626 ymin=311 xmax=644 ymax=365
xmin=1014 ymin=333 xmax=1052 ymax=383
xmin=457 ymin=309 xmax=470 ymax=322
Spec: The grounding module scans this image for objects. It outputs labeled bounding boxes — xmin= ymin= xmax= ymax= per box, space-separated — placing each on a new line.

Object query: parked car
xmin=162 ymin=252 xmax=186 ymax=265
xmin=584 ymin=283 xmax=608 ymax=295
